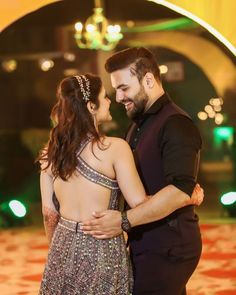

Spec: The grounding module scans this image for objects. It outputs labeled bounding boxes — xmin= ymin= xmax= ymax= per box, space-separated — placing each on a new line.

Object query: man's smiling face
xmin=110 ymin=66 xmax=149 ymax=120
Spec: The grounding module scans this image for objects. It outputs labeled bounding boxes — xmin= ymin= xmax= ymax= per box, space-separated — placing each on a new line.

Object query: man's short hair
xmin=105 ymin=47 xmax=161 ymax=83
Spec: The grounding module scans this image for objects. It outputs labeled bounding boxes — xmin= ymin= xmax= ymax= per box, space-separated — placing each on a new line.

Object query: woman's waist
xmin=58 ymin=216 xmax=124 ymax=241
xmin=59 ymin=203 xmax=119 ymax=222
xmin=58 ymin=216 xmax=83 ymax=233
xmin=58 ymin=209 xmax=99 ymax=226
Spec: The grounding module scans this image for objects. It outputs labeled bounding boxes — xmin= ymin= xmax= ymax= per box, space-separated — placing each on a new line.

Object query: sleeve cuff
xmin=170 ymin=180 xmax=196 ymax=197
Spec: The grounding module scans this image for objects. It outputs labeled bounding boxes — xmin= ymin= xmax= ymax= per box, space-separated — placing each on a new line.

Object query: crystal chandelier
xmin=74 ymin=0 xmax=123 ymax=51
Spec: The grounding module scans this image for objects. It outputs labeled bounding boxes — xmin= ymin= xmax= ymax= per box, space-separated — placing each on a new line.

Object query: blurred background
xmin=0 ymin=0 xmax=236 ymax=228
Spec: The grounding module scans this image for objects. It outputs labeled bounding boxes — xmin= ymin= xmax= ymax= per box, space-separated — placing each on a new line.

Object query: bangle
xmin=121 ymin=211 xmax=131 ymax=233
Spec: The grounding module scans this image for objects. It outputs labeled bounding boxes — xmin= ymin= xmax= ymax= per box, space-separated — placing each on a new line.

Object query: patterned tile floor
xmin=0 ymin=222 xmax=235 ymax=295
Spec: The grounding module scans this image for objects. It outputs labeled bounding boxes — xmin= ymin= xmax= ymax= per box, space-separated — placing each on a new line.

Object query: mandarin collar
xmin=133 ymin=92 xmax=171 ymax=125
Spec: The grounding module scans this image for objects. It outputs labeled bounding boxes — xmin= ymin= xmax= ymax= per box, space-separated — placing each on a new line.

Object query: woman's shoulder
xmin=103 ymin=136 xmax=128 ymax=146
xmin=102 ymin=136 xmax=131 ymax=153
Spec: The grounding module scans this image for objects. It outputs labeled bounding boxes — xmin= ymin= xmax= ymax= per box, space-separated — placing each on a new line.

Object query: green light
xmin=220 ymin=192 xmax=236 ymax=205
xmin=214 ymin=127 xmax=234 ymax=140
xmin=8 ymin=200 xmax=27 ymax=217
xmin=122 ymin=17 xmax=197 ymax=33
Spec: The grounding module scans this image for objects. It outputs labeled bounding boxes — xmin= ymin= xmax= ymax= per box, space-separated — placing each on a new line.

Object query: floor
xmin=0 ymin=222 xmax=235 ymax=295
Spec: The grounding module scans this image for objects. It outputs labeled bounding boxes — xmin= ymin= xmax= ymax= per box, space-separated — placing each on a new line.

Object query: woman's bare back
xmin=53 ymin=137 xmax=120 ymax=222
xmin=41 ymin=136 xmax=146 ymax=225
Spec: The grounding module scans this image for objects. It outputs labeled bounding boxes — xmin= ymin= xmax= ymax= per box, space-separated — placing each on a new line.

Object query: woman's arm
xmin=40 ymin=164 xmax=59 ymax=245
xmin=112 ymin=138 xmax=148 ymax=208
xmin=81 ymin=184 xmax=203 ymax=239
xmin=80 ymin=138 xmax=203 ymax=238
xmin=112 ymin=138 xmax=201 ymax=209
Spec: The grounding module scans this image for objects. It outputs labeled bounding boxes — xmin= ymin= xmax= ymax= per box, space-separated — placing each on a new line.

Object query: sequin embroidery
xmin=39 ymin=137 xmax=133 ymax=294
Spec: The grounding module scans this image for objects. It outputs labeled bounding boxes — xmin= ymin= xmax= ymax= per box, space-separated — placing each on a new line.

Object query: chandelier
xmin=74 ymin=0 xmax=123 ymax=51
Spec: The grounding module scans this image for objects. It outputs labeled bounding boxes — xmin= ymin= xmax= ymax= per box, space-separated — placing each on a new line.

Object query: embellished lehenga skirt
xmin=39 ymin=217 xmax=133 ymax=295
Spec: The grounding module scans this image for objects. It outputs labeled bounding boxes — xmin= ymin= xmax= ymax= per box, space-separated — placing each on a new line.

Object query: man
xmin=81 ymin=47 xmax=203 ymax=294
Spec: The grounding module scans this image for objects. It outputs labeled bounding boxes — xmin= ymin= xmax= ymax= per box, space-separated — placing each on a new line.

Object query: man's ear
xmin=144 ymin=72 xmax=155 ymax=89
xmin=87 ymin=101 xmax=97 ymax=115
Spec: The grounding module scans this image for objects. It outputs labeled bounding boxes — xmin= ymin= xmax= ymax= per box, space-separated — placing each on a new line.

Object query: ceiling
xmin=1 ymin=0 xmax=181 ymax=29
xmin=0 ymin=0 xmax=235 ymax=55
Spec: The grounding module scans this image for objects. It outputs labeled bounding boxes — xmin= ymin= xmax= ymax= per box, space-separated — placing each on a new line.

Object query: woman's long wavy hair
xmin=37 ymin=73 xmax=103 ymax=181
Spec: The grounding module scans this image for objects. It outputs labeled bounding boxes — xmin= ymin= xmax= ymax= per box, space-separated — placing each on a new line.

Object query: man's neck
xmin=145 ymin=88 xmax=165 ymax=112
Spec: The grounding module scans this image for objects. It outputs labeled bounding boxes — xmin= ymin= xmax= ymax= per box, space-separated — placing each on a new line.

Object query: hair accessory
xmin=75 ymin=75 xmax=90 ymax=102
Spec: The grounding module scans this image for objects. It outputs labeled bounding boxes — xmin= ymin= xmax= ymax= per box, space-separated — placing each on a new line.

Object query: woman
xmin=38 ymin=74 xmax=201 ymax=294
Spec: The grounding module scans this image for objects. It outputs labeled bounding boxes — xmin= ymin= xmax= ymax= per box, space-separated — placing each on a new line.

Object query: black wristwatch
xmin=121 ymin=211 xmax=131 ymax=233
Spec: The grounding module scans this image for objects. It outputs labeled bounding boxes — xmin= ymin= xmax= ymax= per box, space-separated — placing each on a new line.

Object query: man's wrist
xmin=121 ymin=210 xmax=132 ymax=233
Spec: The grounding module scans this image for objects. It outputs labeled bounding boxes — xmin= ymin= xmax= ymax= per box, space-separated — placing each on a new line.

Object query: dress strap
xmin=76 ymin=136 xmax=119 ymax=190
xmin=77 ymin=136 xmax=93 ymax=156
xmin=77 ymin=156 xmax=119 ymax=190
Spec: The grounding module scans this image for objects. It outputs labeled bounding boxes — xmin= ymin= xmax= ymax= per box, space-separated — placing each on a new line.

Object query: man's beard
xmin=126 ymin=86 xmax=149 ymax=120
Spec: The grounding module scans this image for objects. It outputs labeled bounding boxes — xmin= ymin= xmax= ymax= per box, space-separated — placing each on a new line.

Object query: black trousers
xmin=131 ymin=241 xmax=202 ymax=295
